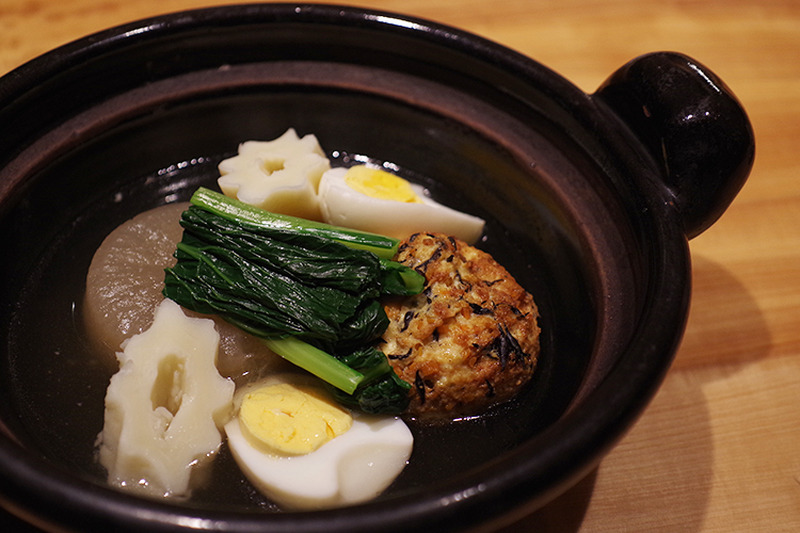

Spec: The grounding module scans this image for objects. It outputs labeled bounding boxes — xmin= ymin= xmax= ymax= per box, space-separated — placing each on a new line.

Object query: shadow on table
xmin=495 ymin=254 xmax=771 ymax=532
xmin=673 ymin=255 xmax=773 ymax=372
xmin=495 ymin=469 xmax=598 ymax=532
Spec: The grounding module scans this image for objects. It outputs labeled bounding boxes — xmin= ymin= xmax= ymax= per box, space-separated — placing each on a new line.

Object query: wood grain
xmin=3 ymin=1 xmax=799 ymax=531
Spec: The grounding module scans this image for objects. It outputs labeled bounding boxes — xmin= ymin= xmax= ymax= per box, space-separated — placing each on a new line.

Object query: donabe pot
xmin=0 ymin=4 xmax=754 ymax=533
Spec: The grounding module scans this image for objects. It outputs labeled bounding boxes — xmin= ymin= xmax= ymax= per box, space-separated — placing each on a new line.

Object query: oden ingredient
xmin=381 ymin=232 xmax=540 ymax=417
xmin=215 ymin=129 xmax=485 ymax=243
xmin=83 ymin=202 xmax=188 ymax=356
xmin=83 ymin=202 xmax=291 ymax=383
xmin=318 ymin=165 xmax=485 ymax=244
xmin=225 ymin=374 xmax=413 ymax=510
xmin=238 ymin=381 xmax=353 ymax=455
xmin=163 ymin=188 xmax=420 ymax=413
xmin=97 ymin=299 xmax=235 ymax=498
xmin=217 ymin=128 xmax=329 ymax=221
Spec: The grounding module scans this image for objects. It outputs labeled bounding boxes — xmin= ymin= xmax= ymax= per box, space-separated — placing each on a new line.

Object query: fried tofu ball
xmin=380 ymin=232 xmax=540 ymax=417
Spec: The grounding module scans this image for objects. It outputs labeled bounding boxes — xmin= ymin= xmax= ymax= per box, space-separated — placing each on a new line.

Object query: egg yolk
xmin=238 ymin=383 xmax=352 ymax=456
xmin=344 ymin=166 xmax=423 ymax=203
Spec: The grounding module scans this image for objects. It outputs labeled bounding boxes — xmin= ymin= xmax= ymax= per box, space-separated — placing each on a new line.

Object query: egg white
xmin=318 ymin=167 xmax=485 ymax=243
xmin=224 ymin=374 xmax=414 ymax=510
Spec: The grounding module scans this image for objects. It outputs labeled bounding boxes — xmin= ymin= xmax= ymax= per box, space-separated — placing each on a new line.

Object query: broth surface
xmin=6 ymin=154 xmax=565 ymax=511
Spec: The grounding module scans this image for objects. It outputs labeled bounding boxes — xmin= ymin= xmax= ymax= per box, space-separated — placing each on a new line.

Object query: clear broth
xmin=5 ymin=153 xmax=573 ymax=512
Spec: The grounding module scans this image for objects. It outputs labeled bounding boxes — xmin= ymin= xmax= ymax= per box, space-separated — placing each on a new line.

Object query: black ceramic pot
xmin=0 ymin=4 xmax=754 ymax=533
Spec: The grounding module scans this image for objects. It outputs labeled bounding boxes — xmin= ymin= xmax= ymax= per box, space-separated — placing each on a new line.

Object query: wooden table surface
xmin=2 ymin=0 xmax=799 ymax=531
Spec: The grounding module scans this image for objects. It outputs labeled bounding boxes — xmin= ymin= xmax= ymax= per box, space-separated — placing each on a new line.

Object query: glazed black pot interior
xmin=0 ymin=4 xmax=753 ymax=533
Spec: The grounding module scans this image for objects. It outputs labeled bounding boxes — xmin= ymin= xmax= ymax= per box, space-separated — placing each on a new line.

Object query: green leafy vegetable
xmin=163 ymin=187 xmax=422 ymax=413
xmin=187 ymin=187 xmax=401 ymax=260
xmin=328 ymin=347 xmax=412 ymax=413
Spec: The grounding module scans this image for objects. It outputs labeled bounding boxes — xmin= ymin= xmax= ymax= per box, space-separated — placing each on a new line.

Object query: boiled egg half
xmin=318 ymin=165 xmax=485 ymax=243
xmin=224 ymin=373 xmax=413 ymax=510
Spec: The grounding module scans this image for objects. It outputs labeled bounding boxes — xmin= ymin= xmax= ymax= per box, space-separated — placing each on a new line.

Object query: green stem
xmin=262 ymin=336 xmax=364 ymax=395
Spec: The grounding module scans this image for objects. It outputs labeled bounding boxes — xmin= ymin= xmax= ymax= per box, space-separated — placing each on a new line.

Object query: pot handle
xmin=594 ymin=52 xmax=755 ymax=238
